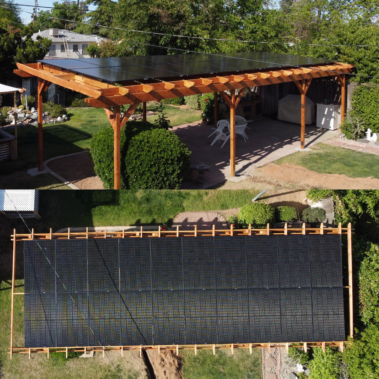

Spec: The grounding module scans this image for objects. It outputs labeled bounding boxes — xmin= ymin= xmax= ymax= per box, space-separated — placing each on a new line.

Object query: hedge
xmin=302 ymin=207 xmax=326 ymax=223
xmin=238 ymin=203 xmax=275 ymax=227
xmin=90 ymin=121 xmax=191 ymax=189
xmin=342 ymin=85 xmax=379 ymax=138
xmin=276 ymin=206 xmax=297 ymax=222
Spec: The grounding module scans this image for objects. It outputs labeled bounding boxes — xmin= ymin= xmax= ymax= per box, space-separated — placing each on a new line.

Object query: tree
xmin=0 ymin=0 xmax=21 ymax=28
xmin=32 ymin=2 xmax=83 ymax=31
xmin=86 ymin=40 xmax=132 ymax=57
xmin=0 ymin=25 xmax=51 ymax=83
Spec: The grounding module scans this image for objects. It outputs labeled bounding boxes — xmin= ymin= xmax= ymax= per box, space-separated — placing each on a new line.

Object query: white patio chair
xmin=208 ymin=120 xmax=230 ymax=148
xmin=228 ymin=121 xmax=249 ymax=143
xmin=235 ymin=115 xmax=250 ymax=130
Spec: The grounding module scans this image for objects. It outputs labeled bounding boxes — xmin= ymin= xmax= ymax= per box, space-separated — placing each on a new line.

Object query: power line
xmin=2 ymin=4 xmax=379 ymax=80
xmin=9 ymin=2 xmax=379 ymax=48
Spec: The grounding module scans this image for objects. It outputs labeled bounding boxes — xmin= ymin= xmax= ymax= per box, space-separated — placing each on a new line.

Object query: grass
xmin=0 ymin=104 xmax=201 ymax=177
xmin=182 ymin=349 xmax=262 ymax=379
xmin=0 ymin=173 xmax=71 ymax=190
xmin=275 ymin=143 xmax=379 ymax=179
xmin=18 ymin=189 xmax=258 ymax=233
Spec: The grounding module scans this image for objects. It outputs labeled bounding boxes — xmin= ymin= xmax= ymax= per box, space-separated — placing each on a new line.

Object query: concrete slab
xmin=27 ymin=167 xmax=49 ymax=176
xmin=176 ymin=118 xmax=337 ymax=189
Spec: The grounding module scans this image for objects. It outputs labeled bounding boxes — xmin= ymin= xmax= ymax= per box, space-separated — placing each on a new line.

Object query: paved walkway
xmin=176 ymin=117 xmax=337 ymax=189
xmin=324 ymin=138 xmax=379 ymax=155
xmin=172 ymin=211 xmax=228 ymax=230
xmin=262 ymin=347 xmax=281 ymax=379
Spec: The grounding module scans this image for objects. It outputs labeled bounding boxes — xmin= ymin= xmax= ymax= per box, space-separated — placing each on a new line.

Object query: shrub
xmin=22 ymin=95 xmax=36 ymax=105
xmin=42 ymin=101 xmax=67 ymax=118
xmin=185 ymin=95 xmax=200 ymax=110
xmin=1 ymin=106 xmax=11 ymax=118
xmin=154 ymin=103 xmax=171 ymax=129
xmin=71 ymin=98 xmax=88 ymax=107
xmin=343 ymin=324 xmax=379 ymax=379
xmin=161 ymin=97 xmax=184 ymax=105
xmin=90 ymin=121 xmax=191 ymax=189
xmin=359 ymin=243 xmax=379 ymax=324
xmin=288 ymin=347 xmax=309 ymax=365
xmin=309 ymin=347 xmax=341 ymax=379
xmin=341 ymin=112 xmax=366 ymax=140
xmin=199 ymin=93 xmax=215 ymax=123
xmin=276 ymin=206 xmax=297 ymax=222
xmin=343 ymin=84 xmax=379 ymax=136
xmin=18 ymin=105 xmax=24 ymax=110
xmin=0 ymin=115 xmax=6 ymax=126
xmin=238 ymin=203 xmax=275 ymax=227
xmin=125 ymin=128 xmax=191 ymax=189
xmin=302 ymin=207 xmax=326 ymax=223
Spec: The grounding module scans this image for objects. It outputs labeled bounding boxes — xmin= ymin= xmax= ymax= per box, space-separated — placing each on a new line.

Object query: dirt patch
xmin=257 ymin=163 xmax=379 ymax=189
xmin=47 ymin=151 xmax=105 ymax=189
xmin=146 ymin=350 xmax=182 ymax=379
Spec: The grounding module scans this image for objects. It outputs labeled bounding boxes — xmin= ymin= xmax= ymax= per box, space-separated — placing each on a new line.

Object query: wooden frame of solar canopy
xmin=14 ymin=61 xmax=353 ymax=189
xmin=9 ymin=222 xmax=354 ymax=359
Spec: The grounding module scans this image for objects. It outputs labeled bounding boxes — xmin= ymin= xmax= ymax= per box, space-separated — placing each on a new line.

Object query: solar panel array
xmin=24 ymin=235 xmax=345 ymax=347
xmin=38 ymin=53 xmax=334 ymax=84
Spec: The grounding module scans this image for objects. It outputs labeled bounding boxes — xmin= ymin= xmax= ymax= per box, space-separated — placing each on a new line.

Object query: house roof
xmin=31 ymin=29 xmax=106 ymax=44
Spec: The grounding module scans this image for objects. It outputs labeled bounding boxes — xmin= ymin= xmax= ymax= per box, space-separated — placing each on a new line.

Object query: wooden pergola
xmin=15 ymin=60 xmax=353 ymax=189
xmin=9 ymin=223 xmax=353 ymax=359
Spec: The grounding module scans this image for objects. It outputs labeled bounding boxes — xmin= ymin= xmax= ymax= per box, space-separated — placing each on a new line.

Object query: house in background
xmin=23 ymin=29 xmax=106 ymax=105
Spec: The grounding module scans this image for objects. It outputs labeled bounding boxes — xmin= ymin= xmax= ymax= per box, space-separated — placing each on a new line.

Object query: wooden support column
xmin=10 ymin=229 xmax=16 ymax=359
xmin=294 ymin=79 xmax=312 ymax=149
xmin=220 ymin=88 xmax=245 ymax=176
xmin=113 ymin=105 xmax=121 ymax=190
xmin=37 ymin=79 xmax=44 ymax=171
xmin=348 ymin=222 xmax=353 ymax=337
xmin=214 ymin=92 xmax=218 ymax=127
xmin=36 ymin=79 xmax=51 ymax=171
xmin=230 ymin=89 xmax=236 ymax=176
xmin=142 ymin=102 xmax=146 ymax=122
xmin=337 ymin=75 xmax=346 ymax=126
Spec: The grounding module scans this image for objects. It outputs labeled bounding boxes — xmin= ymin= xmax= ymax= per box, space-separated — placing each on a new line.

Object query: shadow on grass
xmin=0 ymin=124 xmax=93 ymax=175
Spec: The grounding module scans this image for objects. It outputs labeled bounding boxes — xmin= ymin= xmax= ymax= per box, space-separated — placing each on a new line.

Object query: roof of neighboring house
xmin=31 ymin=29 xmax=106 ymax=44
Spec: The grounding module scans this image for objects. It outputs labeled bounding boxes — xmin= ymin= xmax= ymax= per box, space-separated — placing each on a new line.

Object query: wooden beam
xmin=235 ymin=88 xmax=246 ymax=108
xmin=16 ymin=63 xmax=103 ymax=99
xmin=13 ymin=69 xmax=33 ymax=78
xmin=348 ymin=222 xmax=353 ymax=337
xmin=219 ymin=91 xmax=234 ymax=109
xmin=231 ymin=75 xmax=244 ymax=82
xmin=213 ymin=76 xmax=229 ymax=84
xmin=10 ymin=230 xmax=16 ymax=360
xmin=322 ymin=342 xmax=326 ymax=353
xmin=230 ymin=89 xmax=236 ymax=177
xmin=113 ymin=105 xmax=121 ymax=190
xmin=120 ymin=102 xmax=141 ymax=129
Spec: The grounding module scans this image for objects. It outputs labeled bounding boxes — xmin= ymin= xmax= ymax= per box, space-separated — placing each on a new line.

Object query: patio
xmin=177 ymin=117 xmax=337 ymax=188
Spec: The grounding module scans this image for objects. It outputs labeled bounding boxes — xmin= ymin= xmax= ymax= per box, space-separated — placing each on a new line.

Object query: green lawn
xmin=0 ymin=104 xmax=201 ymax=177
xmin=275 ymin=143 xmax=379 ymax=179
xmin=23 ymin=189 xmax=258 ymax=232
xmin=182 ymin=349 xmax=262 ymax=379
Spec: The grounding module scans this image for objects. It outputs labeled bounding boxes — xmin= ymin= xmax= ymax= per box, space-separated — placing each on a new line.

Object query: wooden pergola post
xmin=10 ymin=229 xmax=16 ymax=359
xmin=114 ymin=105 xmax=121 ymax=190
xmin=214 ymin=92 xmax=218 ymax=127
xmin=13 ymin=92 xmax=18 ymax=159
xmin=219 ymin=88 xmax=246 ymax=176
xmin=294 ymin=79 xmax=312 ymax=149
xmin=37 ymin=78 xmax=51 ymax=171
xmin=336 ymin=75 xmax=346 ymax=126
xmin=142 ymin=102 xmax=146 ymax=122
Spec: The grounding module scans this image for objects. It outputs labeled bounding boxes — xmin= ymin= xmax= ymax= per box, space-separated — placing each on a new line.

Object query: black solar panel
xmin=38 ymin=53 xmax=335 ymax=84
xmin=24 ymin=235 xmax=345 ymax=347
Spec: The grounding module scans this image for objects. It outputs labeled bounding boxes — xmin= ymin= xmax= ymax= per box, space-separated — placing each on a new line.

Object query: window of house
xmin=82 ymin=44 xmax=88 ymax=55
xmin=49 ymin=45 xmax=56 ymax=56
xmin=73 ymin=44 xmax=78 ymax=52
xmin=61 ymin=45 xmax=65 ymax=52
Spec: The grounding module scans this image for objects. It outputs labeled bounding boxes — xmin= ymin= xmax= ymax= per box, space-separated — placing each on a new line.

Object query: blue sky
xmin=18 ymin=0 xmax=97 ymax=25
